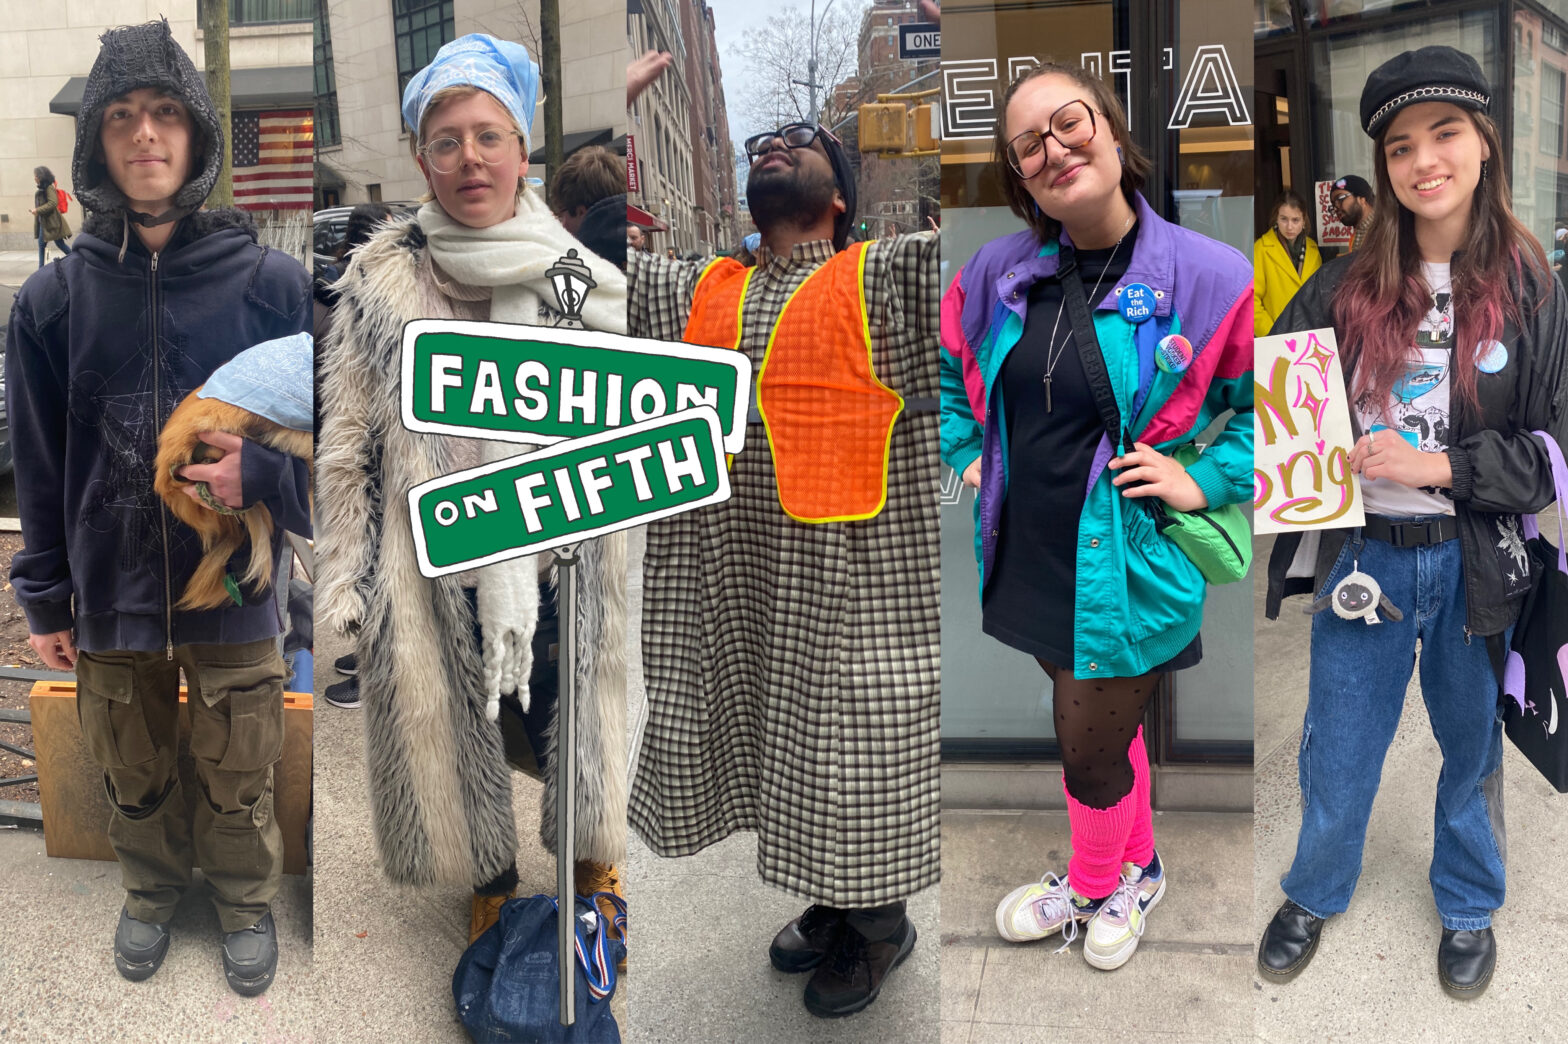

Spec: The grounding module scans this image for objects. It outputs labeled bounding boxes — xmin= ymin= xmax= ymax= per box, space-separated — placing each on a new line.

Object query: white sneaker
xmin=994 ymin=871 xmax=1104 ymax=949
xmin=1083 ymin=853 xmax=1166 ymax=971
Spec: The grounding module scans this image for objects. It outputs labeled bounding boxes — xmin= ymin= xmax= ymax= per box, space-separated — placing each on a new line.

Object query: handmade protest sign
xmin=409 ymin=407 xmax=729 ymax=577
xmin=1254 ymin=327 xmax=1365 ymax=534
xmin=401 ymin=320 xmax=752 ymax=453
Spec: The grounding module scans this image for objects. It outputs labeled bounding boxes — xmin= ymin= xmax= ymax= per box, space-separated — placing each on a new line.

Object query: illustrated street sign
xmin=898 ymin=23 xmax=940 ymax=60
xmin=409 ymin=407 xmax=730 ymax=577
xmin=401 ymin=320 xmax=752 ymax=453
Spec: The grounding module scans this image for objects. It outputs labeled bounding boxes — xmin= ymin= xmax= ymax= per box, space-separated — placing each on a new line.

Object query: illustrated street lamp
xmin=547 ymin=248 xmax=597 ymax=328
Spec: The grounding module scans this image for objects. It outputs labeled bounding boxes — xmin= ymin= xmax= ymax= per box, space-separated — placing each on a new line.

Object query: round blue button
xmin=1476 ymin=340 xmax=1508 ymax=373
xmin=1119 ymin=283 xmax=1156 ymax=323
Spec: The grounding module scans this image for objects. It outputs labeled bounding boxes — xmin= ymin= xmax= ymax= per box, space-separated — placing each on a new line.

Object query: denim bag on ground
xmin=453 ymin=891 xmax=626 ymax=1043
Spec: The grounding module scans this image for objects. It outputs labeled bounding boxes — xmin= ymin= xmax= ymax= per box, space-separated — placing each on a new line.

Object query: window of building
xmin=1543 ymin=64 xmax=1565 ymax=157
xmin=314 ymin=1 xmax=341 ymax=148
xmin=394 ymin=0 xmax=455 ymax=118
xmin=230 ymin=0 xmax=312 ymax=24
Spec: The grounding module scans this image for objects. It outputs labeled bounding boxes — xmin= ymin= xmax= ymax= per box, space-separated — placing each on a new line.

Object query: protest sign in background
xmin=1314 ymin=180 xmax=1354 ymax=248
xmin=1254 ymin=326 xmax=1365 ymax=535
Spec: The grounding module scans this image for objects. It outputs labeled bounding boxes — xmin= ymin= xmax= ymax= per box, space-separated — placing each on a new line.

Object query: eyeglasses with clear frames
xmin=1005 ymin=100 xmax=1098 ymax=180
xmin=420 ymin=129 xmax=521 ymax=175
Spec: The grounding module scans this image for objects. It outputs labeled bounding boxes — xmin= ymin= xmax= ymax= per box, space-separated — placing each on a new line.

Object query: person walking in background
xmin=30 ymin=166 xmax=72 ymax=268
xmin=1331 ymin=174 xmax=1375 ymax=252
xmin=1259 ymin=47 xmax=1568 ymax=999
xmin=549 ymin=145 xmax=627 ymax=270
xmin=1255 ymin=189 xmax=1322 ymax=336
xmin=940 ymin=61 xmax=1253 ymax=971
xmin=6 ymin=19 xmax=311 ymax=995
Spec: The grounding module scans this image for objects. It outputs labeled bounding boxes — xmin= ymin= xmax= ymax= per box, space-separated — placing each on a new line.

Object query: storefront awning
xmin=627 ymin=203 xmax=668 ymax=232
xmin=49 ymin=66 xmax=313 ymax=115
xmin=528 ymin=128 xmax=614 ymax=165
xmin=315 ymin=161 xmax=345 ymax=190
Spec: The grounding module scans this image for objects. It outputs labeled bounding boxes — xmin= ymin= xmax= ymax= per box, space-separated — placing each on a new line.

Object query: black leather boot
xmin=1257 ymin=899 xmax=1324 ymax=982
xmin=222 ymin=911 xmax=278 ymax=996
xmin=770 ymin=905 xmax=845 ymax=973
xmin=803 ymin=916 xmax=916 ymax=1018
xmin=1438 ymin=927 xmax=1495 ymax=999
xmin=114 ymin=907 xmax=171 ymax=981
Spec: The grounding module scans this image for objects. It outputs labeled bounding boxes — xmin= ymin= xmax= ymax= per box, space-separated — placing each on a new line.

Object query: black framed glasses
xmin=744 ymin=123 xmax=823 ymax=162
xmin=1004 ymin=100 xmax=1098 ymax=179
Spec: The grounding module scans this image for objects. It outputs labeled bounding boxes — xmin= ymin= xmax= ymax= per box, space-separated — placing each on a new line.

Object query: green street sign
xmin=400 ymin=320 xmax=752 ymax=453
xmin=409 ymin=406 xmax=730 ymax=577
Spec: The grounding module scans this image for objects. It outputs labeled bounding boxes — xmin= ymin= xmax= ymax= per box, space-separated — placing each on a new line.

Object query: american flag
xmin=231 ymin=109 xmax=313 ymax=210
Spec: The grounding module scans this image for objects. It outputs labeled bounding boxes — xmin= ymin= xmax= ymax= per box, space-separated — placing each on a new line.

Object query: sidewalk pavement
xmin=1 ymin=249 xmax=48 ymax=287
xmin=623 ymin=527 xmax=942 ymax=1044
xmin=1253 ymin=532 xmax=1568 ymax=1042
xmin=941 ymin=809 xmax=1253 ymax=1044
xmin=0 ymin=797 xmax=311 ymax=1042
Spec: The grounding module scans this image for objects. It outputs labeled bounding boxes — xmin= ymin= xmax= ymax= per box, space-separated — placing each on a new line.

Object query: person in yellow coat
xmin=1254 ymin=190 xmax=1322 ymax=336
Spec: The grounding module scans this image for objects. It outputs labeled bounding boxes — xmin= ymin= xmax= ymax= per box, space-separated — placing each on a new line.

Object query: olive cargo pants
xmin=74 ymin=638 xmax=286 ymax=933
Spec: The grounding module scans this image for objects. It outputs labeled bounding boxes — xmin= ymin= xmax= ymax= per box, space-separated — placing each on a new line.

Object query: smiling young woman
xmin=1260 ymin=46 xmax=1568 ymax=999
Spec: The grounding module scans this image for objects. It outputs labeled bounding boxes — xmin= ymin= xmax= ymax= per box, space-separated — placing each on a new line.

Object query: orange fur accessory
xmin=153 ymin=334 xmax=313 ymax=610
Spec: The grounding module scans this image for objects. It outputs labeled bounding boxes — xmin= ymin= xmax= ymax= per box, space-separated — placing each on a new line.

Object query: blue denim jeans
xmin=1282 ymin=523 xmax=1507 ymax=930
xmin=37 ymin=233 xmax=70 ymax=268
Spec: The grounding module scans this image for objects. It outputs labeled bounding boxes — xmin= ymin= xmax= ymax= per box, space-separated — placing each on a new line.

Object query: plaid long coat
xmin=627 ymin=236 xmax=941 ymax=906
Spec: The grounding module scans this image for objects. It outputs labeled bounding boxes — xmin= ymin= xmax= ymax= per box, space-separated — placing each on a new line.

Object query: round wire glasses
xmin=420 ymin=130 xmax=521 ymax=175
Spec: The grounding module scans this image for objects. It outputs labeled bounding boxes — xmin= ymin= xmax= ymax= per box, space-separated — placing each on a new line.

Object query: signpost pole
xmin=554 ymin=544 xmax=578 ymax=1027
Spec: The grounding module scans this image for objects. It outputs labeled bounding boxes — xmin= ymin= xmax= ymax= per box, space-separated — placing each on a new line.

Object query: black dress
xmin=981 ymin=224 xmax=1201 ymax=673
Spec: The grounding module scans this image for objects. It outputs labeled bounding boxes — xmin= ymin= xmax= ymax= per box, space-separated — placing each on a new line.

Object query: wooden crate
xmin=29 ymin=682 xmax=312 ymax=876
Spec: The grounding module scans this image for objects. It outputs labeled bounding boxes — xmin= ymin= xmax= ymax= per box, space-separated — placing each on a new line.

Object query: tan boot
xmin=469 ymin=891 xmax=510 ymax=945
xmin=574 ymin=860 xmax=625 ymax=971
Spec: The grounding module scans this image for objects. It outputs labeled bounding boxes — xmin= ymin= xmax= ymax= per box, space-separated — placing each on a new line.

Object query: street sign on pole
xmin=408 ymin=407 xmax=731 ymax=578
xmin=898 ymin=23 xmax=940 ymax=60
xmin=401 ymin=320 xmax=752 ymax=453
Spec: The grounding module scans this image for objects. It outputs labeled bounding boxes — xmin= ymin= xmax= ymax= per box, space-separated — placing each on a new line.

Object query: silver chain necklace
xmin=1042 ymin=213 xmax=1136 ymax=412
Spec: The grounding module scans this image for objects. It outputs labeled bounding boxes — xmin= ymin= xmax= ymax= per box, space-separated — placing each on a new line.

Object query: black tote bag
xmin=1501 ymin=430 xmax=1568 ymax=792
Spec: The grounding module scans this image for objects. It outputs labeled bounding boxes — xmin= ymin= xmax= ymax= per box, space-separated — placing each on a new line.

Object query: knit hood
xmin=72 ymin=18 xmax=223 ymax=226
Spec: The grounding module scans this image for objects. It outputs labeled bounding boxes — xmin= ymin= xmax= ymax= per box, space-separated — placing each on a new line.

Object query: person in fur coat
xmin=315 ymin=34 xmax=630 ymax=948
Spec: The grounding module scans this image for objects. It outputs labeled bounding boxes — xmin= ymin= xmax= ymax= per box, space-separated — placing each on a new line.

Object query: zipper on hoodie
xmin=150 ymin=251 xmax=173 ymax=661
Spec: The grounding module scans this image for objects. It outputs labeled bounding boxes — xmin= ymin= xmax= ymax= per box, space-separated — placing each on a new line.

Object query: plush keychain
xmin=1305 ymin=563 xmax=1405 ymax=625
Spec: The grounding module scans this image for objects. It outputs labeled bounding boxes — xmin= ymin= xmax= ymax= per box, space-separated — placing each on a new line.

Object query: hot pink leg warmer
xmin=1121 ymin=725 xmax=1155 ymax=867
xmin=1064 ymin=777 xmax=1139 ymax=901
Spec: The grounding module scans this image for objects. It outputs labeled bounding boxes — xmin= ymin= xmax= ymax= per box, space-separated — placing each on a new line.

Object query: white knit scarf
xmin=421 ymin=190 xmax=628 ymax=720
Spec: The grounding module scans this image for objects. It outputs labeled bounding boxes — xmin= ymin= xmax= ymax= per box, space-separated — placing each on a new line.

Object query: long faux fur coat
xmin=317 ymin=215 xmax=627 ymax=887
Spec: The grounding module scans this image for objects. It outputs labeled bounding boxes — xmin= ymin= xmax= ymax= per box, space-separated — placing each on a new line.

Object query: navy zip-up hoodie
xmin=6 ymin=210 xmax=311 ymax=653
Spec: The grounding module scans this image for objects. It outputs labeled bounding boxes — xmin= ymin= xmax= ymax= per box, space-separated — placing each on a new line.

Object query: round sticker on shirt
xmin=1119 ymin=283 xmax=1156 ymax=323
xmin=1476 ymin=340 xmax=1508 ymax=374
xmin=1156 ymin=334 xmax=1193 ymax=374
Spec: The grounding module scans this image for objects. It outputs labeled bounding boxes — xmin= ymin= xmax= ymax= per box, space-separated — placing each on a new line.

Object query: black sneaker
xmin=803 ymin=916 xmax=916 ymax=1018
xmin=222 ymin=912 xmax=278 ymax=996
xmin=333 ymin=653 xmax=358 ymax=676
xmin=325 ymin=677 xmax=361 ymax=709
xmin=114 ymin=907 xmax=170 ymax=981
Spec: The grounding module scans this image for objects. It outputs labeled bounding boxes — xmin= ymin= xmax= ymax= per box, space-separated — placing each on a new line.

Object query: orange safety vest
xmin=682 ymin=243 xmax=903 ymax=523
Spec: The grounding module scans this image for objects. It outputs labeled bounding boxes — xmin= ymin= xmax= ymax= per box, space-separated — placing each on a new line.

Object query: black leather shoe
xmin=770 ymin=905 xmax=845 ymax=973
xmin=1438 ymin=927 xmax=1495 ymax=999
xmin=114 ymin=908 xmax=171 ymax=982
xmin=222 ymin=912 xmax=278 ymax=997
xmin=803 ymin=916 xmax=916 ymax=1018
xmin=1257 ymin=899 xmax=1324 ymax=982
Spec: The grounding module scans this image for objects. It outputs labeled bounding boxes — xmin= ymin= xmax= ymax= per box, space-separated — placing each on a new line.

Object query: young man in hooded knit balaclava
xmin=5 ymin=20 xmax=311 ymax=995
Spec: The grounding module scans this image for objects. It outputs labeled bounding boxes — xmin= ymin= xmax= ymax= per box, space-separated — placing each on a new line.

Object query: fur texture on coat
xmin=318 ymin=215 xmax=627 ymax=885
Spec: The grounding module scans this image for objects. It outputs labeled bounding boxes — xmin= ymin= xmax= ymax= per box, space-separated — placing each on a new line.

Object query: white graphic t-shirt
xmin=1354 ymin=260 xmax=1455 ymax=517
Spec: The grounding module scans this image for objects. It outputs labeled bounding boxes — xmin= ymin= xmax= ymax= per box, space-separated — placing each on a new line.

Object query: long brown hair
xmin=993 ymin=62 xmax=1151 ymax=245
xmin=1333 ymin=108 xmax=1548 ymax=416
xmin=1268 ymin=189 xmax=1312 ymax=239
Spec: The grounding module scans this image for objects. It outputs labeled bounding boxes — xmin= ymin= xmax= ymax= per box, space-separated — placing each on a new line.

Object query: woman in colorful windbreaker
xmin=938 ymin=62 xmax=1253 ymax=971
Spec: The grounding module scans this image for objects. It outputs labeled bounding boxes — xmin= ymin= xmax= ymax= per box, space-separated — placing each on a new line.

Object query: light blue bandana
xmin=400 ymin=34 xmax=539 ymax=148
xmin=197 ymin=332 xmax=313 ymax=432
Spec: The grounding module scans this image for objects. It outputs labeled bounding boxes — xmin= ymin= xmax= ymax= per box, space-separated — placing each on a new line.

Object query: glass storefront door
xmin=939 ymin=0 xmax=1255 ymax=764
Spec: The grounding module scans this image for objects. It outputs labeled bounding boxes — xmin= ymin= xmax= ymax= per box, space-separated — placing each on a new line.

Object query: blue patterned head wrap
xmin=401 ymin=34 xmax=539 ymax=149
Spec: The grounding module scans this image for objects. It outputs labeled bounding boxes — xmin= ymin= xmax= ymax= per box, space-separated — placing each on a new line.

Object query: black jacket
xmin=6 ymin=209 xmax=311 ymax=653
xmin=1265 ymin=253 xmax=1568 ymax=643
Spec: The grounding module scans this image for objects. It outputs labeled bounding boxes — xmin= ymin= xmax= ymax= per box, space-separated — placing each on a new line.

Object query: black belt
xmin=1364 ymin=515 xmax=1458 ymax=547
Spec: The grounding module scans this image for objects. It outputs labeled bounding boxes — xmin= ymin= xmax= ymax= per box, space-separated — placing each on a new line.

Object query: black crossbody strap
xmin=1060 ymin=259 xmax=1130 ymax=453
